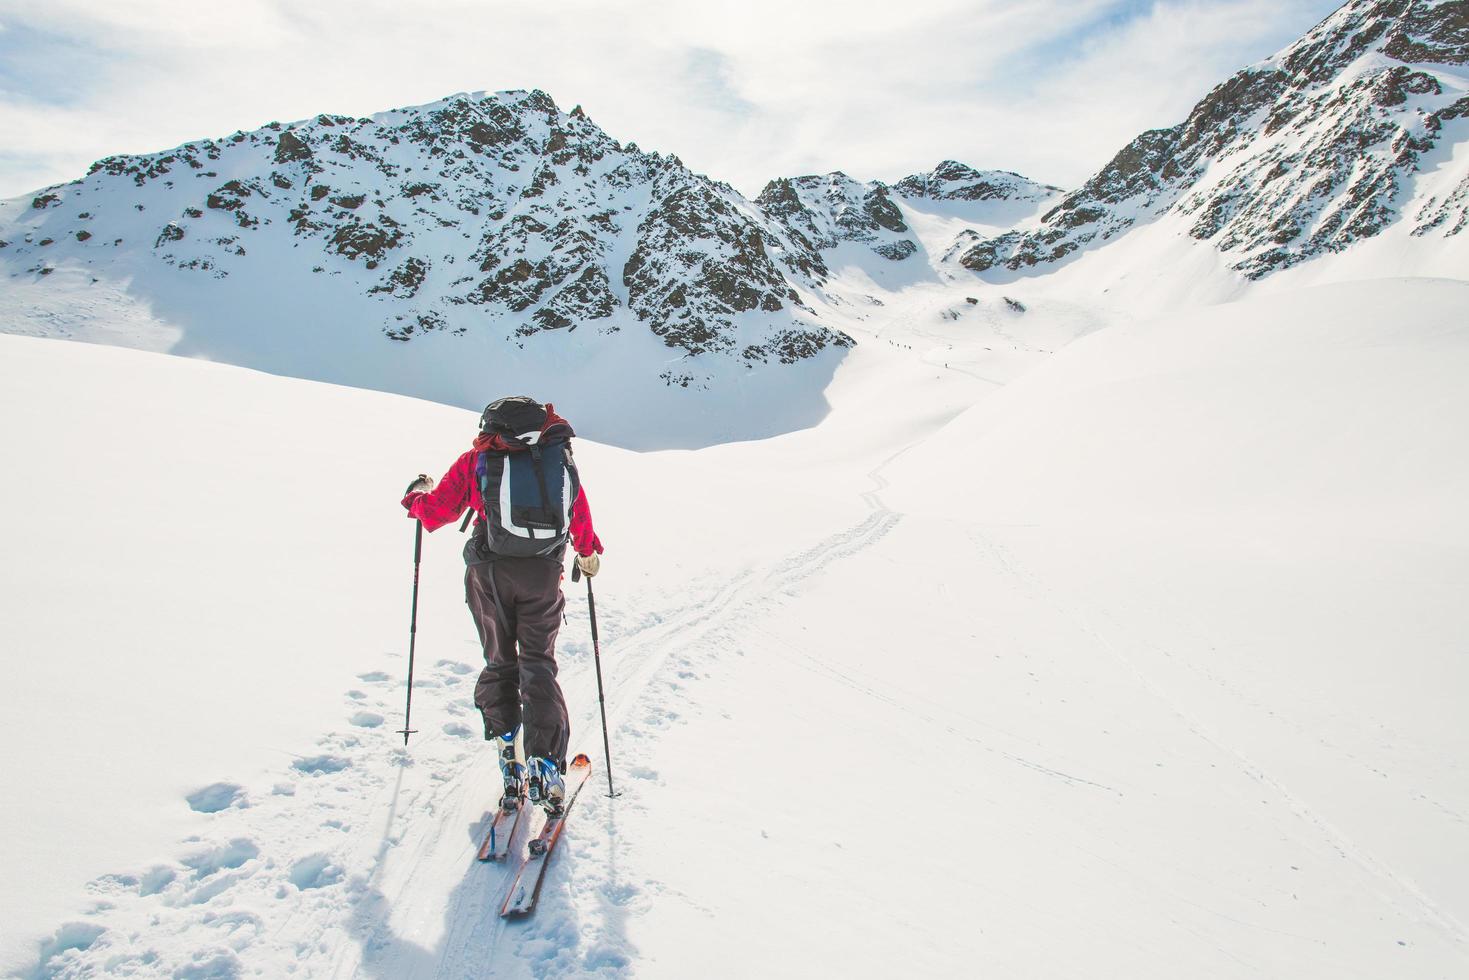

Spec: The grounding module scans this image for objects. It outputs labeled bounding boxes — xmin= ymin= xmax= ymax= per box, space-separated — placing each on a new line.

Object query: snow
xmin=4 ymin=269 xmax=1468 ymax=976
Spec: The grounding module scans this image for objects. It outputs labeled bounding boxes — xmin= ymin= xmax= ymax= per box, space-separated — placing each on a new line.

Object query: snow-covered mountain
xmin=0 ymin=86 xmax=1073 ymax=445
xmin=958 ymin=0 xmax=1469 ymax=280
xmin=3 ymin=0 xmax=1468 ymax=449
xmin=892 ymin=160 xmax=1061 ymax=205
xmin=0 ymin=91 xmax=870 ymax=446
xmin=7 ymin=90 xmax=856 ymax=361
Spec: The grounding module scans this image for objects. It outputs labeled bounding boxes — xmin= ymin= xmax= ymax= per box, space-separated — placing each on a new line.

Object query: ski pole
xmin=577 ymin=565 xmax=619 ymax=797
xmin=397 ymin=519 xmax=424 ymax=745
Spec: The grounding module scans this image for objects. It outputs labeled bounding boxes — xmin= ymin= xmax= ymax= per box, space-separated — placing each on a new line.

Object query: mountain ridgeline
xmin=958 ymin=0 xmax=1469 ymax=279
xmin=0 ymin=0 xmax=1465 ymax=444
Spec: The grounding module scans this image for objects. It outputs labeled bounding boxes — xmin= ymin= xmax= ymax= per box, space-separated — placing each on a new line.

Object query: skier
xmin=401 ymin=396 xmax=603 ymax=813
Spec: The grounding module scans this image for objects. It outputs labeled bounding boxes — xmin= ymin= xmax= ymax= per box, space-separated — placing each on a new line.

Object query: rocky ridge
xmin=756 ymin=172 xmax=918 ymax=268
xmin=3 ymin=90 xmax=855 ymax=376
xmin=959 ymin=0 xmax=1469 ymax=280
xmin=892 ymin=160 xmax=1061 ymax=203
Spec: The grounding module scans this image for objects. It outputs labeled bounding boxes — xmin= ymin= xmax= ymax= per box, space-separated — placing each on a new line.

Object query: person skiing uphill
xmin=402 ymin=396 xmax=603 ymax=814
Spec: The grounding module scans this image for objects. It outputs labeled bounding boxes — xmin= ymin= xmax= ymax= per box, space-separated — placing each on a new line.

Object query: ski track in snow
xmin=966 ymin=529 xmax=1469 ymax=955
xmin=18 ymin=481 xmax=908 ymax=979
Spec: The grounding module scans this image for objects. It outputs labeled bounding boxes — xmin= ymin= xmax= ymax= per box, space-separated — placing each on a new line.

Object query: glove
xmin=405 ymin=474 xmax=434 ymax=495
xmin=576 ymin=552 xmax=601 ymax=578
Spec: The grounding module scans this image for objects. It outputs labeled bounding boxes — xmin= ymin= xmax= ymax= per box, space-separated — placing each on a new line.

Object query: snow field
xmin=4 ymin=275 xmax=1469 ymax=977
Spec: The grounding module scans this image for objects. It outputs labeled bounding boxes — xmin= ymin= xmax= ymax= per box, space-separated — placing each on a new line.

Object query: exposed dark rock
xmin=329 ymin=219 xmax=403 ymax=261
xmin=863 ymin=186 xmax=907 ymax=233
xmin=873 ymin=239 xmax=918 ymax=260
xmin=369 ymin=256 xmax=429 ymax=298
xmin=32 ymin=193 xmax=60 ymax=209
xmin=1382 ymin=0 xmax=1469 ymax=65
xmin=756 ymin=173 xmax=912 ymax=272
xmin=206 ymin=180 xmax=251 ymax=211
xmin=894 ymin=161 xmax=1060 ymax=202
xmin=155 ymin=223 xmax=185 ymax=247
xmin=275 ymin=130 xmax=313 ymax=163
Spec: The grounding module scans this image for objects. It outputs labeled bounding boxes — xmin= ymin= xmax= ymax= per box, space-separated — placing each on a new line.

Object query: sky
xmin=0 ymin=0 xmax=1345 ymax=200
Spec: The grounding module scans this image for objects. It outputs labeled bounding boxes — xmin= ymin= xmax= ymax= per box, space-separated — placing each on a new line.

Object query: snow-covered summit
xmin=958 ymin=0 xmax=1469 ymax=280
xmin=8 ymin=88 xmax=853 ymax=361
xmin=0 ymin=89 xmax=863 ymax=445
xmin=892 ymin=160 xmax=1061 ymax=204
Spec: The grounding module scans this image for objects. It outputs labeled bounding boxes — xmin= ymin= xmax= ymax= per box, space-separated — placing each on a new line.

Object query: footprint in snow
xmin=288 ymin=853 xmax=345 ymax=891
xmin=292 ymin=754 xmax=351 ymax=775
xmin=442 ymin=721 xmax=474 ymax=738
xmin=600 ymin=881 xmax=642 ymax=908
xmin=349 ymin=711 xmax=384 ymax=728
xmin=140 ymin=866 xmax=176 ymax=895
xmin=186 ymin=782 xmax=247 ymax=813
xmin=357 ymin=671 xmax=391 ymax=683
xmin=182 ymin=838 xmax=260 ymax=880
xmin=436 ymin=658 xmax=474 ymax=674
xmin=89 ymin=867 xmax=174 ymax=897
xmin=26 ymin=923 xmax=106 ymax=979
xmin=171 ymin=949 xmax=242 ymax=979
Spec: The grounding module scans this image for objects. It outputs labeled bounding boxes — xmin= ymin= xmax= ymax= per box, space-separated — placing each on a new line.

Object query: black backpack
xmin=474 ymin=397 xmax=579 ymax=559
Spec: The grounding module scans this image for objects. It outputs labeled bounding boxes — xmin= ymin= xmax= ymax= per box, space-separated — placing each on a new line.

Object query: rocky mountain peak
xmin=756 ymin=172 xmax=919 ymax=266
xmin=957 ymin=0 xmax=1469 ymax=281
xmin=1282 ymin=0 xmax=1468 ymax=83
xmin=893 ymin=162 xmax=1060 ymax=203
xmin=1 ymin=88 xmax=853 ymax=393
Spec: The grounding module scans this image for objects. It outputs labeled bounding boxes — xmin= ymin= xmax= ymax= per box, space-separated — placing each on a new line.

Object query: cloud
xmin=681 ymin=48 xmax=757 ymax=119
xmin=0 ymin=0 xmax=1343 ymax=200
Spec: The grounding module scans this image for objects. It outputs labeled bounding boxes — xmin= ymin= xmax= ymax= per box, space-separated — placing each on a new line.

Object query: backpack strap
xmin=527 ymin=444 xmax=556 ymax=530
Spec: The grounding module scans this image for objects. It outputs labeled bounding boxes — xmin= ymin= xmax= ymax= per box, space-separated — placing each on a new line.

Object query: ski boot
xmin=494 ymin=730 xmax=525 ymax=811
xmin=526 ymin=756 xmax=566 ymax=815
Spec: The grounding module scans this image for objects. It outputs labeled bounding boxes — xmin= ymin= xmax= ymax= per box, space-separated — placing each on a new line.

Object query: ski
xmin=476 ymin=799 xmax=526 ymax=862
xmin=499 ymin=753 xmax=593 ymax=918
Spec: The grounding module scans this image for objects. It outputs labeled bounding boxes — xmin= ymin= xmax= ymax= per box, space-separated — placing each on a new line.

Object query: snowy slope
xmin=5 ymin=275 xmax=1468 ymax=977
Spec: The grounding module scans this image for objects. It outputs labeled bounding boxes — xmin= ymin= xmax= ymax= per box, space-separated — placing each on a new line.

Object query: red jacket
xmin=402 ymin=447 xmax=603 ymax=557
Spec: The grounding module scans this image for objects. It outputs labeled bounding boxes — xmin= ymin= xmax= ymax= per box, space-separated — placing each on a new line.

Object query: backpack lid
xmin=480 ymin=396 xmax=546 ymax=440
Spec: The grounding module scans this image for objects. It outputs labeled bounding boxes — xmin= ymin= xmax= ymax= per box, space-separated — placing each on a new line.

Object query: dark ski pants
xmin=465 ymin=558 xmax=570 ymax=769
